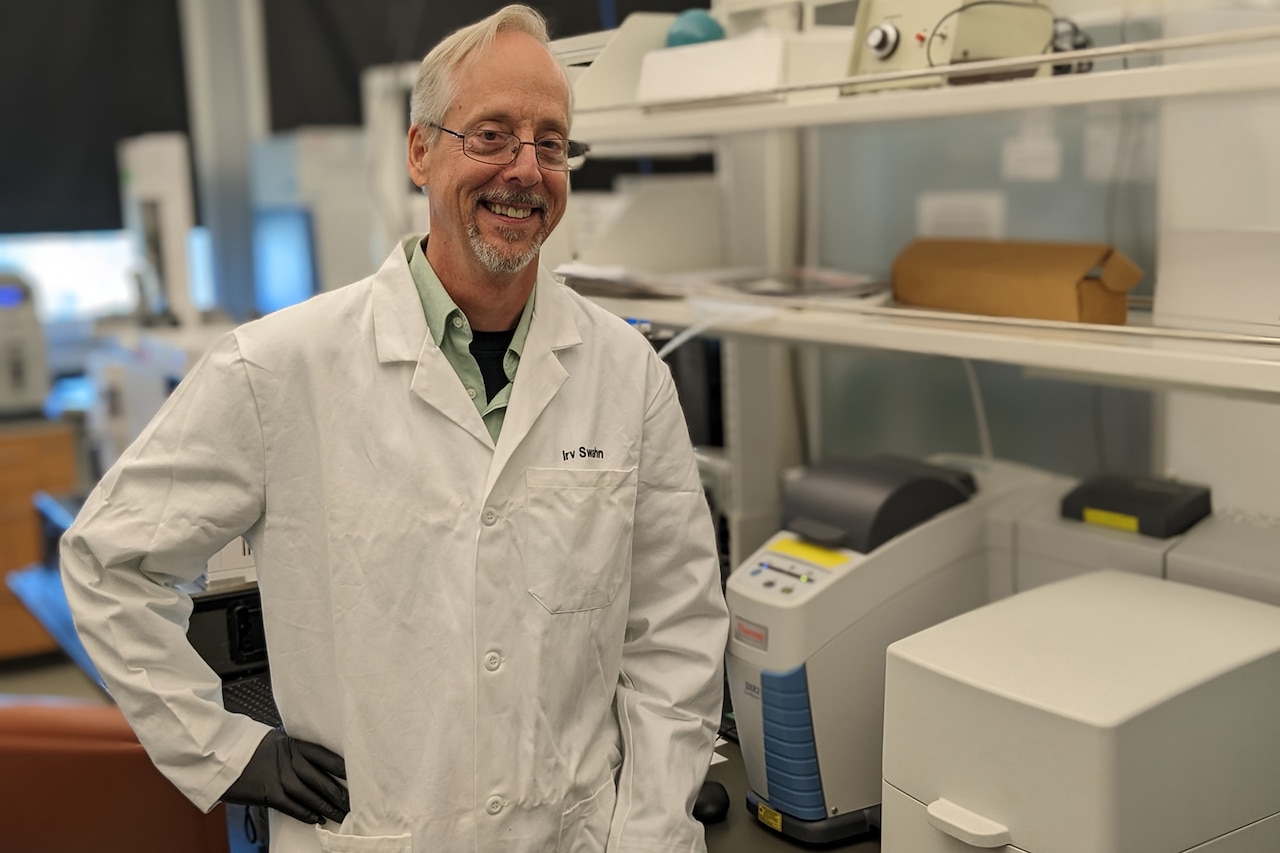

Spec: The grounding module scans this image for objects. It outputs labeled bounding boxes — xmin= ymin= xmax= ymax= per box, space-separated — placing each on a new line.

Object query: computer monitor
xmin=253 ymin=207 xmax=319 ymax=315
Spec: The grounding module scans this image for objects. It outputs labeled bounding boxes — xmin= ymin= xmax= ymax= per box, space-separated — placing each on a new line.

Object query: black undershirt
xmin=469 ymin=328 xmax=516 ymax=402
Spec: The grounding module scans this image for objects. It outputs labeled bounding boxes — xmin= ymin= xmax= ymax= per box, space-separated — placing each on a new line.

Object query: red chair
xmin=0 ymin=697 xmax=229 ymax=852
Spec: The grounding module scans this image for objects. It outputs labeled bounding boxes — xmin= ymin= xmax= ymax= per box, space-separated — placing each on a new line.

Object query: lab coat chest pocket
xmin=524 ymin=467 xmax=637 ymax=613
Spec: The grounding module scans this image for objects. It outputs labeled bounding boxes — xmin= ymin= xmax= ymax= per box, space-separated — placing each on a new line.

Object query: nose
xmin=501 ymin=142 xmax=543 ymax=186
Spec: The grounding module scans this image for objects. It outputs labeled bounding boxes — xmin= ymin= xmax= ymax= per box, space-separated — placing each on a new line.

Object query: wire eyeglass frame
xmin=430 ymin=124 xmax=589 ymax=171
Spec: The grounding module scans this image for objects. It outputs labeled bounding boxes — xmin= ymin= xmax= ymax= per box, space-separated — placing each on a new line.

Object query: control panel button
xmin=866 ymin=23 xmax=900 ymax=59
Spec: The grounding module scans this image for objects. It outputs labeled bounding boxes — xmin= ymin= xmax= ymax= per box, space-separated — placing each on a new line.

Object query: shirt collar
xmin=408 ymin=237 xmax=462 ymax=347
xmin=407 ymin=236 xmax=536 ymax=353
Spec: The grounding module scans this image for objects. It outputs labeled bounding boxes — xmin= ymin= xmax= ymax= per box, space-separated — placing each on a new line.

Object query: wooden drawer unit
xmin=0 ymin=420 xmax=78 ymax=659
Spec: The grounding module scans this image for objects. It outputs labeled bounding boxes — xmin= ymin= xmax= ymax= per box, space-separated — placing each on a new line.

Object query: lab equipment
xmin=253 ymin=207 xmax=319 ymax=315
xmin=881 ymin=570 xmax=1280 ymax=852
xmin=990 ymin=472 xmax=1211 ymax=594
xmin=118 ymin=133 xmax=201 ymax=327
xmin=991 ymin=468 xmax=1280 ymax=610
xmin=637 ymin=28 xmax=852 ymax=108
xmin=185 ymin=582 xmax=279 ymax=728
xmin=1058 ymin=473 xmax=1210 ymax=537
xmin=250 ymin=129 xmax=375 ymax=299
xmin=1166 ymin=510 xmax=1280 ymax=607
xmin=83 ymin=331 xmax=209 ymax=475
xmin=844 ymin=0 xmax=1055 ymax=94
xmin=0 ymin=273 xmax=49 ymax=417
xmin=725 ymin=454 xmax=1066 ymax=844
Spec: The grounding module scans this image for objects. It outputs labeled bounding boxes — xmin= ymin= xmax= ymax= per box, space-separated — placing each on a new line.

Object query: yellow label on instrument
xmin=758 ymin=802 xmax=784 ymax=831
xmin=1083 ymin=507 xmax=1139 ymax=533
xmin=770 ymin=537 xmax=845 ymax=569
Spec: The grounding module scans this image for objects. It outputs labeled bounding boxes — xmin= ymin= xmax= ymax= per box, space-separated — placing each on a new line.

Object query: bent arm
xmin=60 ymin=334 xmax=272 ymax=811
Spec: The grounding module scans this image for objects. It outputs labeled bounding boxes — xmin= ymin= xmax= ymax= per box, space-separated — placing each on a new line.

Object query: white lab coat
xmin=60 ymin=239 xmax=729 ymax=853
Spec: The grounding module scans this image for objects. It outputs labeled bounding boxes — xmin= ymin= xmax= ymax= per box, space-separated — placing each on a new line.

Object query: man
xmin=60 ymin=5 xmax=730 ymax=851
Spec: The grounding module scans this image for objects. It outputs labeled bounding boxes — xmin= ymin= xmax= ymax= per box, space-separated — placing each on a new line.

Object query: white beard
xmin=469 ymin=189 xmax=551 ymax=274
xmin=468 ymin=221 xmax=543 ymax=274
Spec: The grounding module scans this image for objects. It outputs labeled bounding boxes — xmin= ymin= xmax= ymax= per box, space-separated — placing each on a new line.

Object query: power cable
xmin=926 ymin=0 xmax=1056 ymax=68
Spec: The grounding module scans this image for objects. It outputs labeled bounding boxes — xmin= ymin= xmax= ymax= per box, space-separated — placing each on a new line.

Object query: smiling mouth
xmin=481 ymin=200 xmax=541 ymax=220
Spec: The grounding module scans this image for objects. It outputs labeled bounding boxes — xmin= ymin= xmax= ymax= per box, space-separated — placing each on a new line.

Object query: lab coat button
xmin=486 ymin=796 xmax=504 ymax=815
xmin=467 ymin=387 xmax=477 ymax=399
xmin=484 ymin=651 xmax=502 ymax=671
xmin=452 ymin=316 xmax=464 ymax=329
xmin=482 ymin=508 xmax=498 ymax=525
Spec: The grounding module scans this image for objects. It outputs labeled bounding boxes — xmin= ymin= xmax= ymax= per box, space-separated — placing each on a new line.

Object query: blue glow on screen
xmin=186 ymin=226 xmax=216 ymax=312
xmin=0 ymin=230 xmax=135 ymax=321
xmin=0 ymin=284 xmax=24 ymax=309
xmin=254 ymin=208 xmax=317 ymax=315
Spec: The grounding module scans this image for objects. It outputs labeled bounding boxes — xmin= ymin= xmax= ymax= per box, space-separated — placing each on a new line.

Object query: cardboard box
xmin=891 ymin=239 xmax=1144 ymax=324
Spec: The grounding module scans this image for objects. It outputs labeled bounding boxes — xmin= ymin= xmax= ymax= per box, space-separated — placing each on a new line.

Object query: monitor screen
xmin=0 ymin=230 xmax=136 ymax=322
xmin=0 ymin=281 xmax=26 ymax=309
xmin=186 ymin=226 xmax=216 ymax=313
xmin=254 ymin=207 xmax=318 ymax=315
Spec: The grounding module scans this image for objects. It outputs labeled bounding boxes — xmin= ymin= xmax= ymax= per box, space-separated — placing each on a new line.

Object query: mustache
xmin=476 ymin=188 xmax=548 ymax=211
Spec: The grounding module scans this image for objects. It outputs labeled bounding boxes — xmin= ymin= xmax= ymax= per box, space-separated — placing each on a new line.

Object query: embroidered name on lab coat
xmin=561 ymin=446 xmax=605 ymax=461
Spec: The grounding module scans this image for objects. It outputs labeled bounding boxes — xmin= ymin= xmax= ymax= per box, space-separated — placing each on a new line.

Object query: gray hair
xmin=409 ymin=5 xmax=572 ymax=143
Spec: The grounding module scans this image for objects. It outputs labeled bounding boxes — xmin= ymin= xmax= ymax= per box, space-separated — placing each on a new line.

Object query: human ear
xmin=407 ymin=125 xmax=430 ymax=188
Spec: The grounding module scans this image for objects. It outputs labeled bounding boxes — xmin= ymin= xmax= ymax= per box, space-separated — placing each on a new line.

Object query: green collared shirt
xmin=405 ymin=237 xmax=535 ymax=443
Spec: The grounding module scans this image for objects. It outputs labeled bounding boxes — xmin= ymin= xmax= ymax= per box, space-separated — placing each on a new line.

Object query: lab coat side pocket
xmin=315 ymin=826 xmax=412 ymax=852
xmin=557 ymin=774 xmax=618 ymax=853
xmin=525 ymin=467 xmax=638 ymax=613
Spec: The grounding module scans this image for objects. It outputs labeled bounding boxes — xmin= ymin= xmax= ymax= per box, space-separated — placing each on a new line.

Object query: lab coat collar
xmin=372 ymin=238 xmax=492 ymax=446
xmin=526 ymin=261 xmax=584 ymax=354
xmin=485 ymin=262 xmax=583 ymax=488
xmin=371 ymin=237 xmax=581 ymax=363
xmin=371 ymin=237 xmax=431 ymax=365
xmin=370 ymin=238 xmax=585 ymax=471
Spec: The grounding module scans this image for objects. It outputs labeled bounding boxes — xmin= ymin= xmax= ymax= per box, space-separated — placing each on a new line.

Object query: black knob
xmin=866 ymin=23 xmax=900 ymax=59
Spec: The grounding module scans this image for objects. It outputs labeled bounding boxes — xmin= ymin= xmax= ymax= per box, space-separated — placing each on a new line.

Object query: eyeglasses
xmin=431 ymin=124 xmax=589 ymax=172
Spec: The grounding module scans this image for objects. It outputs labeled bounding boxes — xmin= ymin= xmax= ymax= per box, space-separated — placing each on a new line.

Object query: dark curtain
xmin=0 ymin=0 xmax=709 ymax=234
xmin=263 ymin=0 xmax=714 ymax=190
xmin=262 ymin=0 xmax=709 ymax=132
xmin=0 ymin=0 xmax=189 ymax=234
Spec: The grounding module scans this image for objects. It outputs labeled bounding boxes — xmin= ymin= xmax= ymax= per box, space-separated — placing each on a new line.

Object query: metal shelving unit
xmin=590 ymin=296 xmax=1280 ymax=402
xmin=567 ymin=19 xmax=1280 ymax=555
xmin=571 ymin=27 xmax=1280 ymax=403
xmin=574 ymin=39 xmax=1280 ymax=145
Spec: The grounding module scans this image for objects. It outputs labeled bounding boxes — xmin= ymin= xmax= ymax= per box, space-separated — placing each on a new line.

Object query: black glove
xmin=222 ymin=729 xmax=350 ymax=825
